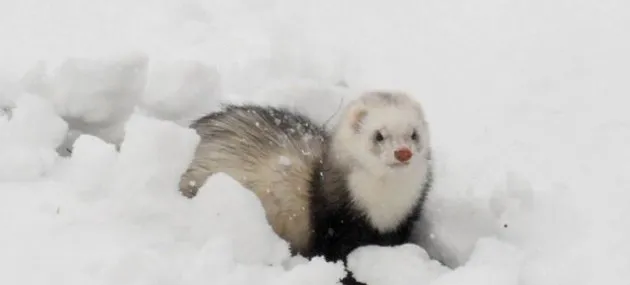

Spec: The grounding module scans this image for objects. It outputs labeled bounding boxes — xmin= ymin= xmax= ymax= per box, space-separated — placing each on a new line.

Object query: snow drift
xmin=1 ymin=0 xmax=629 ymax=284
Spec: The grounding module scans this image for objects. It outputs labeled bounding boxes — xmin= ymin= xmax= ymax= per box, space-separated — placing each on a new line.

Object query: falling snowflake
xmin=278 ymin=156 xmax=292 ymax=166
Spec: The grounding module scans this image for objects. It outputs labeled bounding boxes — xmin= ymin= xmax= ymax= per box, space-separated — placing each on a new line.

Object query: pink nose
xmin=394 ymin=147 xmax=413 ymax=162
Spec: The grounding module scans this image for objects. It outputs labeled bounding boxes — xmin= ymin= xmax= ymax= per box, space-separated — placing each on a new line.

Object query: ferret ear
xmin=349 ymin=107 xmax=368 ymax=132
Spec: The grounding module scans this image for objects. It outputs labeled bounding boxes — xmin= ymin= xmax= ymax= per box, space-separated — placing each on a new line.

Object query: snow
xmin=0 ymin=0 xmax=629 ymax=284
xmin=0 ymin=94 xmax=67 ymax=181
xmin=278 ymin=156 xmax=292 ymax=166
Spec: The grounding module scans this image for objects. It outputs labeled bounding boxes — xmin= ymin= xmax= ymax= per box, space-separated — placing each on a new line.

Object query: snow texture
xmin=1 ymin=0 xmax=629 ymax=284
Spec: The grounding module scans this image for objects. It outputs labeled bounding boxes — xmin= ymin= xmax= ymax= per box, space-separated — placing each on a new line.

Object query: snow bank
xmin=0 ymin=93 xmax=67 ymax=180
xmin=0 ymin=111 xmax=345 ymax=284
xmin=1 ymin=0 xmax=629 ymax=284
xmin=138 ymin=59 xmax=222 ymax=125
xmin=21 ymin=52 xmax=149 ymax=145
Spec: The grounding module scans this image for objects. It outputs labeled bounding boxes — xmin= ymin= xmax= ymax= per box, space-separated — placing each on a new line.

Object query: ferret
xmin=179 ymin=91 xmax=433 ymax=284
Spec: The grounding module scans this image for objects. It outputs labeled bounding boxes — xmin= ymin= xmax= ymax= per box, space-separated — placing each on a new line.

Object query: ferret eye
xmin=374 ymin=131 xmax=384 ymax=142
xmin=411 ymin=130 xmax=418 ymax=141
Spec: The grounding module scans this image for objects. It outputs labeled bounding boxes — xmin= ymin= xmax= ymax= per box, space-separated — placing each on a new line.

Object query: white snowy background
xmin=0 ymin=0 xmax=629 ymax=284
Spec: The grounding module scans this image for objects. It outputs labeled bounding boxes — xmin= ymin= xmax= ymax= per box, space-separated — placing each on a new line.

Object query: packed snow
xmin=1 ymin=0 xmax=629 ymax=284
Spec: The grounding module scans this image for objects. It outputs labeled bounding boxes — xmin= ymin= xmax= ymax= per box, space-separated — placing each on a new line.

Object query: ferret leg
xmin=179 ymin=165 xmax=213 ymax=198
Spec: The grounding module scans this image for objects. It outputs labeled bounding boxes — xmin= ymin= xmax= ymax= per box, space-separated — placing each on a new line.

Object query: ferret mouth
xmin=388 ymin=161 xmax=410 ymax=168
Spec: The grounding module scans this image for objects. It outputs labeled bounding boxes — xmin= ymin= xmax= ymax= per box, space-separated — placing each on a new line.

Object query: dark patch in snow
xmin=0 ymin=106 xmax=13 ymax=120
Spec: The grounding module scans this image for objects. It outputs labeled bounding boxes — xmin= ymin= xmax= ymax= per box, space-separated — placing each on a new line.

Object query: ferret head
xmin=332 ymin=91 xmax=430 ymax=176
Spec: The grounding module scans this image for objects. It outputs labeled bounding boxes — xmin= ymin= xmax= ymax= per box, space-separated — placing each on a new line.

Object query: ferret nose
xmin=394 ymin=147 xmax=413 ymax=162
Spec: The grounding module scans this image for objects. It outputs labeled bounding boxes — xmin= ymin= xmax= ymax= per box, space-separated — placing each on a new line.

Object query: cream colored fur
xmin=179 ymin=108 xmax=324 ymax=253
xmin=331 ymin=91 xmax=431 ymax=232
xmin=180 ymin=90 xmax=431 ymax=252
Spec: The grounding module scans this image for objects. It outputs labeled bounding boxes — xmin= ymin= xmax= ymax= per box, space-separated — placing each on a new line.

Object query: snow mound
xmin=0 ymin=93 xmax=67 ymax=180
xmin=139 ymin=59 xmax=222 ymax=125
xmin=1 ymin=0 xmax=629 ymax=284
xmin=20 ymin=52 xmax=149 ymax=149
xmin=347 ymin=244 xmax=450 ymax=285
xmin=0 ymin=112 xmax=347 ymax=285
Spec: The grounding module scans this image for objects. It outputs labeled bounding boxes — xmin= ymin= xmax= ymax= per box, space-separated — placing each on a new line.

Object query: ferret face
xmin=366 ymin=111 xmax=425 ymax=167
xmin=334 ymin=91 xmax=430 ymax=176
